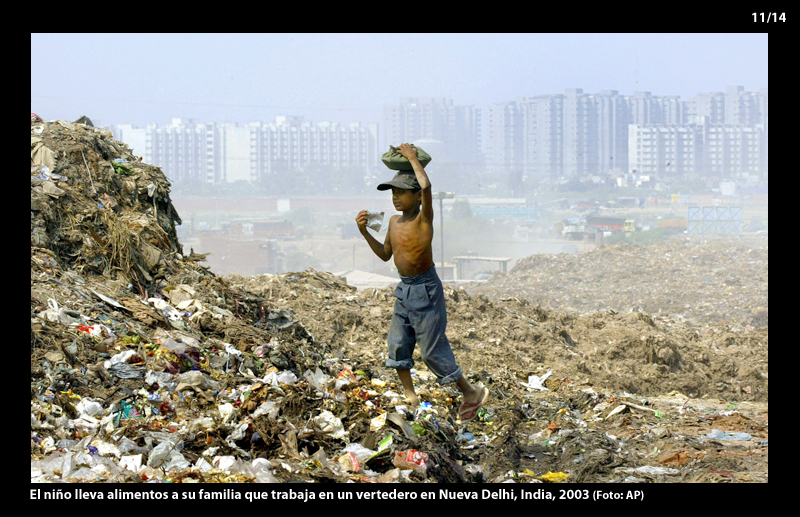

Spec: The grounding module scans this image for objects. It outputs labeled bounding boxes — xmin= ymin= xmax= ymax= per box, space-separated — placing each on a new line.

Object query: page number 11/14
xmin=752 ymin=12 xmax=786 ymax=22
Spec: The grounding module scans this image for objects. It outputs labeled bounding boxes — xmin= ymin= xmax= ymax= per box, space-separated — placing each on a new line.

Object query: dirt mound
xmin=30 ymin=115 xmax=768 ymax=484
xmin=471 ymin=239 xmax=768 ymax=328
xmin=235 ymin=274 xmax=768 ymax=404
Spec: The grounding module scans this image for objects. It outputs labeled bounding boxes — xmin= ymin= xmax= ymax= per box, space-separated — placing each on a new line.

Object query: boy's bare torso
xmin=388 ymin=213 xmax=434 ymax=278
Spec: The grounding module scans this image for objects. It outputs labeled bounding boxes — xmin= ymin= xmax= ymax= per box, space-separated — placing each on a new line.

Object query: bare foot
xmin=397 ymin=370 xmax=418 ymax=407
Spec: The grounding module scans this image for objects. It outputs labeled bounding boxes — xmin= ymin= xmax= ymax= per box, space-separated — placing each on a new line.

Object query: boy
xmin=355 ymin=143 xmax=489 ymax=422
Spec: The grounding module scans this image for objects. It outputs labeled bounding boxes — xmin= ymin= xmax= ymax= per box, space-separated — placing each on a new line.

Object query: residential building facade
xmin=111 ymin=117 xmax=379 ymax=187
xmin=109 ymin=86 xmax=766 ymax=191
xmin=629 ymin=117 xmax=767 ymax=178
xmin=484 ymin=86 xmax=767 ymax=181
xmin=250 ymin=116 xmax=378 ymax=181
xmin=382 ymin=97 xmax=481 ymax=165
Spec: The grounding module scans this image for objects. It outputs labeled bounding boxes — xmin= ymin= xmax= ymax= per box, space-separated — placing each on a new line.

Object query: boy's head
xmin=377 ymin=171 xmax=420 ymax=193
xmin=378 ymin=171 xmax=421 ymax=211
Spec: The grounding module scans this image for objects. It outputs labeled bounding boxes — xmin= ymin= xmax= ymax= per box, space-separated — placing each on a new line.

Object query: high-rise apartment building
xmin=594 ymin=90 xmax=632 ymax=178
xmin=485 ymin=86 xmax=767 ymax=180
xmin=484 ymin=100 xmax=523 ymax=173
xmin=382 ymin=98 xmax=481 ymax=165
xmin=111 ymin=116 xmax=379 ymax=187
xmin=561 ymin=89 xmax=594 ymax=177
xmin=629 ymin=116 xmax=766 ymax=178
xmin=518 ymin=94 xmax=563 ymax=179
xmin=687 ymin=92 xmax=726 ymax=124
xmin=110 ymin=87 xmax=766 ymax=191
xmin=488 ymin=89 xmax=637 ymax=178
xmin=629 ymin=91 xmax=686 ymax=125
xmin=701 ymin=118 xmax=767 ymax=178
xmin=112 ymin=118 xmax=218 ymax=184
xmin=687 ymin=87 xmax=768 ymax=126
xmin=628 ymin=87 xmax=768 ymax=179
xmin=150 ymin=119 xmax=218 ymax=184
xmin=250 ymin=116 xmax=378 ymax=181
xmin=629 ymin=123 xmax=703 ymax=177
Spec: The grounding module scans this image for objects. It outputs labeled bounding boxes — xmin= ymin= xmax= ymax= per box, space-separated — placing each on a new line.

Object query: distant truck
xmin=624 ymin=219 xmax=635 ymax=232
xmin=586 ymin=215 xmax=626 ymax=232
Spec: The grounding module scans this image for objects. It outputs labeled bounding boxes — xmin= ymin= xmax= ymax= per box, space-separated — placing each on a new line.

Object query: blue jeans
xmin=385 ymin=266 xmax=463 ymax=385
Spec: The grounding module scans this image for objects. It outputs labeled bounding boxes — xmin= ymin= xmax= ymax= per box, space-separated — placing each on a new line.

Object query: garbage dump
xmin=31 ymin=114 xmax=767 ymax=484
xmin=471 ymin=239 xmax=768 ymax=328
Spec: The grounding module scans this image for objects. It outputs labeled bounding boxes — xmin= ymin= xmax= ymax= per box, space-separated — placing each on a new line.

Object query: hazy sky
xmin=31 ymin=33 xmax=768 ymax=128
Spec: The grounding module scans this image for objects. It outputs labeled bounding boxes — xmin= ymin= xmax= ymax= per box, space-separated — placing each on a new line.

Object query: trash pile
xmin=31 ymin=115 xmax=767 ymax=484
xmin=471 ymin=239 xmax=768 ymax=328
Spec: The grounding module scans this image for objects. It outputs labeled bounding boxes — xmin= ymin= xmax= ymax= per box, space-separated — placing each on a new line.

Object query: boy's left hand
xmin=396 ymin=143 xmax=418 ymax=161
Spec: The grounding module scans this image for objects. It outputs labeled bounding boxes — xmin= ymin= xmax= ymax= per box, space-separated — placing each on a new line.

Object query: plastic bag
xmin=107 ymin=363 xmax=145 ymax=379
xmin=175 ymin=370 xmax=222 ymax=390
xmin=160 ymin=337 xmax=186 ymax=354
xmin=188 ymin=417 xmax=217 ymax=434
xmin=218 ymin=402 xmax=236 ymax=423
xmin=304 ymin=367 xmax=332 ymax=392
xmin=119 ymin=454 xmax=143 ymax=473
xmin=615 ymin=466 xmax=679 ymax=477
xmin=705 ymin=429 xmax=752 ymax=441
xmin=378 ymin=468 xmax=412 ymax=483
xmin=521 ymin=369 xmax=552 ymax=391
xmin=147 ymin=437 xmax=185 ymax=470
xmin=212 ymin=455 xmax=238 ymax=472
xmin=341 ymin=443 xmax=376 ymax=464
xmin=242 ymin=458 xmax=280 ymax=483
xmin=263 ymin=370 xmax=297 ymax=387
xmin=31 ymin=452 xmax=75 ymax=480
xmin=76 ymin=398 xmax=104 ymax=418
xmin=312 ymin=410 xmax=346 ymax=439
xmin=117 ymin=437 xmax=148 ymax=455
xmin=366 ymin=211 xmax=384 ymax=232
xmin=253 ymin=400 xmax=280 ymax=420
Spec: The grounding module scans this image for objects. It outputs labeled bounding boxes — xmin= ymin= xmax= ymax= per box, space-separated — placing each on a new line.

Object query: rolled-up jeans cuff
xmin=385 ymin=358 xmax=415 ymax=370
xmin=437 ymin=365 xmax=462 ymax=385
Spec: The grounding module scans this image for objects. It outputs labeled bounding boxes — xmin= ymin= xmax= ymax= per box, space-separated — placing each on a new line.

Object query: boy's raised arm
xmin=397 ymin=143 xmax=433 ymax=221
xmin=356 ymin=209 xmax=392 ymax=261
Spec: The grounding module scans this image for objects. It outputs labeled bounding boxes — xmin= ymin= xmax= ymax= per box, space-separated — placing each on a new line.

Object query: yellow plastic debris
xmin=538 ymin=471 xmax=569 ymax=483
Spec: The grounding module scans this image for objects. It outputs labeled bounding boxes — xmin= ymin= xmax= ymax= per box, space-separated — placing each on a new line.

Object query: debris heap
xmin=31 ymin=115 xmax=767 ymax=484
xmin=472 ymin=239 xmax=768 ymax=327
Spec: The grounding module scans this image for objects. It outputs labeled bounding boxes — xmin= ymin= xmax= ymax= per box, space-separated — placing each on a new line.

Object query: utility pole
xmin=435 ymin=191 xmax=455 ymax=266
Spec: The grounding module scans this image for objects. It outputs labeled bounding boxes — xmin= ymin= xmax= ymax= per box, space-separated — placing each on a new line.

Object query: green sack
xmin=381 ymin=145 xmax=432 ymax=171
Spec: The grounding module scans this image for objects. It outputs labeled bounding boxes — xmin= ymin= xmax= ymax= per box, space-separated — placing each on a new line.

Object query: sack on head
xmin=381 ymin=145 xmax=432 ymax=171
